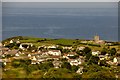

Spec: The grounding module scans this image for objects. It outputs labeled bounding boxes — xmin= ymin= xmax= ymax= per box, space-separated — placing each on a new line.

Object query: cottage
xmin=19 ymin=43 xmax=33 ymax=50
xmin=10 ymin=40 xmax=14 ymax=43
xmin=63 ymin=46 xmax=72 ymax=50
xmin=99 ymin=55 xmax=105 ymax=60
xmin=47 ymin=45 xmax=58 ymax=49
xmin=76 ymin=67 xmax=83 ymax=74
xmin=77 ymin=46 xmax=85 ymax=51
xmin=63 ymin=54 xmax=69 ymax=59
xmin=113 ymin=57 xmax=120 ymax=65
xmin=67 ymin=52 xmax=77 ymax=57
xmin=68 ymin=59 xmax=82 ymax=66
xmin=48 ymin=50 xmax=61 ymax=56
xmin=92 ymin=51 xmax=100 ymax=56
xmin=52 ymin=60 xmax=62 ymax=68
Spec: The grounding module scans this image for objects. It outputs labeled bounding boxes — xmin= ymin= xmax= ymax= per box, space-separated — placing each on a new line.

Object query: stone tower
xmin=94 ymin=35 xmax=100 ymax=42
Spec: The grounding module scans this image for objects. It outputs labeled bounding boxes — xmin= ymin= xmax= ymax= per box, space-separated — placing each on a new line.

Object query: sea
xmin=2 ymin=2 xmax=118 ymax=41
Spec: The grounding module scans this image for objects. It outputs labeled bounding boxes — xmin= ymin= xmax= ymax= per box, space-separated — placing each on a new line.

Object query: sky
xmin=2 ymin=0 xmax=120 ymax=2
xmin=2 ymin=2 xmax=118 ymax=9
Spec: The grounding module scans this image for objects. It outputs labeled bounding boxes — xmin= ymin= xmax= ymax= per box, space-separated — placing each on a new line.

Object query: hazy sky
xmin=2 ymin=2 xmax=118 ymax=9
xmin=2 ymin=0 xmax=120 ymax=2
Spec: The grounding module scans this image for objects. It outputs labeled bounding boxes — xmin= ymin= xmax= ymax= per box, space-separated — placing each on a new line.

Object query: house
xmin=51 ymin=56 xmax=61 ymax=60
xmin=67 ymin=52 xmax=77 ymax=57
xmin=92 ymin=51 xmax=100 ymax=56
xmin=63 ymin=54 xmax=69 ymax=59
xmin=19 ymin=43 xmax=33 ymax=50
xmin=3 ymin=49 xmax=19 ymax=56
xmin=48 ymin=50 xmax=61 ymax=56
xmin=68 ymin=59 xmax=82 ymax=66
xmin=15 ymin=53 xmax=20 ymax=57
xmin=47 ymin=45 xmax=58 ymax=49
xmin=113 ymin=57 xmax=120 ymax=65
xmin=28 ymin=54 xmax=31 ymax=57
xmin=99 ymin=55 xmax=105 ymax=60
xmin=31 ymin=56 xmax=37 ymax=64
xmin=10 ymin=40 xmax=14 ymax=43
xmin=76 ymin=66 xmax=83 ymax=74
xmin=77 ymin=46 xmax=85 ymax=51
xmin=62 ymin=46 xmax=72 ymax=50
xmin=52 ymin=60 xmax=62 ymax=68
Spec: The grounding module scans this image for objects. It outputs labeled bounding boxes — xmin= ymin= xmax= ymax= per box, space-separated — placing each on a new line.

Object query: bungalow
xmin=77 ymin=46 xmax=85 ymax=51
xmin=10 ymin=40 xmax=14 ymax=43
xmin=47 ymin=45 xmax=58 ymax=49
xmin=63 ymin=54 xmax=69 ymax=59
xmin=62 ymin=46 xmax=72 ymax=50
xmin=4 ymin=49 xmax=19 ymax=56
xmin=92 ymin=51 xmax=100 ymax=56
xmin=76 ymin=67 xmax=83 ymax=74
xmin=19 ymin=43 xmax=33 ymax=50
xmin=48 ymin=50 xmax=61 ymax=56
xmin=113 ymin=57 xmax=120 ymax=66
xmin=67 ymin=52 xmax=77 ymax=57
xmin=52 ymin=60 xmax=62 ymax=68
xmin=99 ymin=55 xmax=105 ymax=60
xmin=68 ymin=59 xmax=82 ymax=66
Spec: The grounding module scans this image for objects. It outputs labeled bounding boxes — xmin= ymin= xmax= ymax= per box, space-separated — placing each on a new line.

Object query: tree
xmin=71 ymin=65 xmax=79 ymax=72
xmin=61 ymin=62 xmax=71 ymax=70
xmin=101 ymin=47 xmax=108 ymax=55
xmin=43 ymin=68 xmax=74 ymax=78
xmin=83 ymin=47 xmax=92 ymax=62
xmin=76 ymin=50 xmax=84 ymax=56
xmin=88 ymin=56 xmax=99 ymax=65
xmin=38 ymin=62 xmax=54 ymax=71
xmin=109 ymin=48 xmax=116 ymax=56
xmin=85 ymin=52 xmax=92 ymax=62
xmin=99 ymin=60 xmax=110 ymax=67
xmin=83 ymin=47 xmax=91 ymax=54
xmin=82 ymin=64 xmax=115 ymax=79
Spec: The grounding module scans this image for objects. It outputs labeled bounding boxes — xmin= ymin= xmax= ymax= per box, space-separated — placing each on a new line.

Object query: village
xmin=0 ymin=36 xmax=120 ymax=78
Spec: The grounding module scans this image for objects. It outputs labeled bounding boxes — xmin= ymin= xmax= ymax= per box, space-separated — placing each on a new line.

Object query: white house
xmin=28 ymin=54 xmax=31 ymax=57
xmin=77 ymin=46 xmax=85 ymax=51
xmin=76 ymin=67 xmax=83 ymax=74
xmin=92 ymin=51 xmax=100 ymax=56
xmin=67 ymin=52 xmax=77 ymax=57
xmin=99 ymin=55 xmax=105 ymax=60
xmin=47 ymin=45 xmax=57 ymax=49
xmin=15 ymin=53 xmax=20 ymax=57
xmin=10 ymin=40 xmax=14 ymax=43
xmin=68 ymin=59 xmax=81 ymax=66
xmin=113 ymin=57 xmax=119 ymax=65
xmin=48 ymin=50 xmax=61 ymax=56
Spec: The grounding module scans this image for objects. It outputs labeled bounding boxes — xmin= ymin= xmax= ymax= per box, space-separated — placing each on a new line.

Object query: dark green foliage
xmin=83 ymin=47 xmax=91 ymax=54
xmin=5 ymin=43 xmax=20 ymax=49
xmin=71 ymin=65 xmax=79 ymax=72
xmin=109 ymin=48 xmax=117 ymax=56
xmin=0 ymin=62 xmax=5 ymax=68
xmin=11 ymin=59 xmax=31 ymax=68
xmin=62 ymin=49 xmax=70 ymax=53
xmin=38 ymin=62 xmax=54 ymax=71
xmin=76 ymin=50 xmax=84 ymax=56
xmin=82 ymin=64 xmax=115 ymax=78
xmin=101 ymin=47 xmax=108 ymax=55
xmin=99 ymin=60 xmax=110 ymax=67
xmin=27 ymin=45 xmax=37 ymax=52
xmin=88 ymin=56 xmax=99 ymax=65
xmin=61 ymin=62 xmax=71 ymax=70
xmin=43 ymin=68 xmax=76 ymax=78
xmin=85 ymin=52 xmax=92 ymax=62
